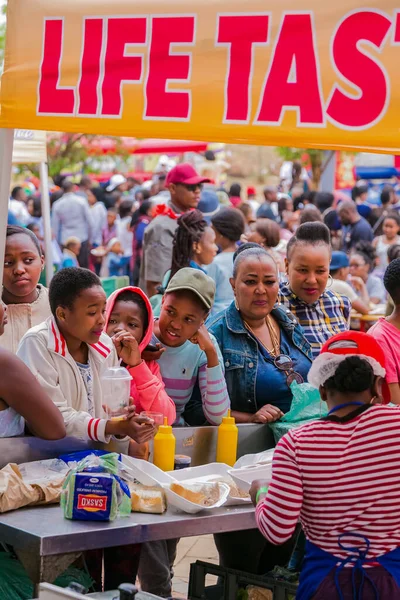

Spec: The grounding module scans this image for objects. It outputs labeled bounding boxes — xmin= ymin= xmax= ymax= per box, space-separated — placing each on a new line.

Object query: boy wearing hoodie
xmin=105 ymin=287 xmax=176 ymax=424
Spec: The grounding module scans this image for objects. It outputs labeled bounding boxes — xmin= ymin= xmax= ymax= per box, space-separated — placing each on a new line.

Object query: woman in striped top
xmin=252 ymin=331 xmax=400 ymax=599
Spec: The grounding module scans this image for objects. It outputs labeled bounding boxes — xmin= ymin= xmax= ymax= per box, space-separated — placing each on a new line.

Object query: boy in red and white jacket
xmin=17 ymin=267 xmax=155 ymax=445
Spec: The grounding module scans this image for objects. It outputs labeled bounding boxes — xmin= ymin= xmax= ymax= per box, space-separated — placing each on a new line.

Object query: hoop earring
xmin=234 ymin=297 xmax=239 ymax=311
xmin=326 ymin=274 xmax=333 ymax=289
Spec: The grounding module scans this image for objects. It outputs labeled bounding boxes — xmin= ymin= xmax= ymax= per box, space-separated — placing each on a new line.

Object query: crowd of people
xmin=4 ymin=159 xmax=400 ymax=598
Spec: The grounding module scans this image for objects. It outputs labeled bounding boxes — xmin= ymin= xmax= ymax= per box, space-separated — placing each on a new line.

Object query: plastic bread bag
xmin=61 ymin=452 xmax=131 ymax=521
xmin=270 ymin=381 xmax=327 ymax=444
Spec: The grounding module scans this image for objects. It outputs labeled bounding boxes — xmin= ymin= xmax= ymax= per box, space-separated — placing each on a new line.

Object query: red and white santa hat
xmin=308 ymin=331 xmax=390 ymax=403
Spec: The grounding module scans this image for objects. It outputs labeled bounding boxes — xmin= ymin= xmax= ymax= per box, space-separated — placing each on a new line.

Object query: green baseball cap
xmin=165 ymin=268 xmax=216 ymax=311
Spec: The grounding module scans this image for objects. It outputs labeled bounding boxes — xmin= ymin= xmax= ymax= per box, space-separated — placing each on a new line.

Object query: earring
xmin=326 ymin=275 xmax=333 ymax=289
xmin=234 ymin=297 xmax=239 ymax=311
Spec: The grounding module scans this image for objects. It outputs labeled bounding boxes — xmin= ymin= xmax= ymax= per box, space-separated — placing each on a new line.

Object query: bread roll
xmin=128 ymin=483 xmax=167 ymax=514
xmin=169 ymin=482 xmax=221 ymax=506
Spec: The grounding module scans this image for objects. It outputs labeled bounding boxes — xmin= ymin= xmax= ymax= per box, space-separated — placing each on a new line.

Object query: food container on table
xmin=162 ymin=480 xmax=230 ymax=514
xmin=228 ymin=463 xmax=273 ymax=493
xmin=101 ymin=367 xmax=132 ymax=420
xmin=168 ymin=462 xmax=250 ymax=506
xmin=121 ymin=456 xmax=176 ymax=487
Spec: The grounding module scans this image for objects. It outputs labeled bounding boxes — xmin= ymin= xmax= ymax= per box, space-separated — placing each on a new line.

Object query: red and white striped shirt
xmin=256 ymin=405 xmax=400 ymax=561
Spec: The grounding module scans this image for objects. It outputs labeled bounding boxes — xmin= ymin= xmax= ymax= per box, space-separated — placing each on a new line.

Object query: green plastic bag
xmin=0 ymin=551 xmax=93 ymax=599
xmin=270 ymin=381 xmax=327 ymax=444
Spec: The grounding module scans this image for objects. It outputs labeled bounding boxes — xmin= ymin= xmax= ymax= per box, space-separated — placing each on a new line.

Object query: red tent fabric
xmin=83 ymin=137 xmax=208 ymax=155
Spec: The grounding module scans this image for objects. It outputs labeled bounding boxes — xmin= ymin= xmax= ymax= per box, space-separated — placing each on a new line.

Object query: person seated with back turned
xmin=252 ymin=331 xmax=400 ymax=600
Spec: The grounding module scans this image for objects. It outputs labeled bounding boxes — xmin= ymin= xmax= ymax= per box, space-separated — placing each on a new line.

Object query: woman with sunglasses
xmin=208 ymin=245 xmax=312 ymax=422
xmin=279 ymin=221 xmax=351 ymax=360
xmin=252 ymin=331 xmax=400 ymax=599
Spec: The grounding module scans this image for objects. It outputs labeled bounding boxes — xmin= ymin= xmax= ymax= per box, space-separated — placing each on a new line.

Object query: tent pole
xmin=0 ymin=128 xmax=15 ymax=286
xmin=39 ymin=161 xmax=53 ymax=286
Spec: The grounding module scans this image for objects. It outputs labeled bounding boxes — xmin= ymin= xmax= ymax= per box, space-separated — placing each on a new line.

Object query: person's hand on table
xmin=251 ymin=405 xmax=283 ymax=423
xmin=249 ymin=479 xmax=270 ymax=507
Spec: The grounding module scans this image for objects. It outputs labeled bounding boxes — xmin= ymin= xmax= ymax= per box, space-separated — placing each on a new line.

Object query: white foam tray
xmin=168 ymin=463 xmax=251 ymax=506
xmin=120 ymin=456 xmax=231 ymax=514
xmin=229 ymin=463 xmax=273 ymax=493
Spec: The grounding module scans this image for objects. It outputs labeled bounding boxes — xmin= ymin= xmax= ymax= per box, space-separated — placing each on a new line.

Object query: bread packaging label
xmin=64 ymin=472 xmax=116 ymax=521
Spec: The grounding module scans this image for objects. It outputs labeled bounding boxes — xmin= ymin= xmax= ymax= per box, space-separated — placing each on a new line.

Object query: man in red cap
xmin=139 ymin=163 xmax=210 ymax=297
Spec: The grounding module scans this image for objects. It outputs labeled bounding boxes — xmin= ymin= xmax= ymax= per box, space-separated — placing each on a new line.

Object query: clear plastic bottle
xmin=216 ymin=410 xmax=238 ymax=467
xmin=153 ymin=417 xmax=176 ymax=471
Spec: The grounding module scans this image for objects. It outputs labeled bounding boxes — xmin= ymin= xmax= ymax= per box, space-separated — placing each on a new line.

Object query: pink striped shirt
xmin=152 ymin=333 xmax=230 ymax=426
xmin=256 ymin=405 xmax=400 ymax=561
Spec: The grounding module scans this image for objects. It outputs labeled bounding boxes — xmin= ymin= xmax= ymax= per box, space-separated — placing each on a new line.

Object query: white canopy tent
xmin=0 ymin=130 xmax=53 ymax=286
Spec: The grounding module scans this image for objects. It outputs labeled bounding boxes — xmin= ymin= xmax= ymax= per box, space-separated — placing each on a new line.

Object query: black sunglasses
xmin=274 ymin=354 xmax=304 ymax=387
xmin=179 ymin=183 xmax=203 ymax=192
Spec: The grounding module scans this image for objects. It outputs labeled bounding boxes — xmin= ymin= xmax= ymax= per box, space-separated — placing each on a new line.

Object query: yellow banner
xmin=2 ymin=0 xmax=400 ymax=152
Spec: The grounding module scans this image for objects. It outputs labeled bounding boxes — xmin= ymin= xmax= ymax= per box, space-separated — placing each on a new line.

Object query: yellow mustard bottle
xmin=153 ymin=417 xmax=176 ymax=471
xmin=216 ymin=410 xmax=238 ymax=467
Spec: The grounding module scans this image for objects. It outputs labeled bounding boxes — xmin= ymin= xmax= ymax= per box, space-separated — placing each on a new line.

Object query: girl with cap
xmin=330 ymin=251 xmax=370 ymax=315
xmin=279 ymin=222 xmax=351 ymax=359
xmin=252 ymin=331 xmax=400 ymax=599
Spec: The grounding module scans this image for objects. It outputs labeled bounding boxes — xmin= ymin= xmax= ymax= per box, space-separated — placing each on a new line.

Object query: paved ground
xmin=172 ymin=534 xmax=218 ymax=599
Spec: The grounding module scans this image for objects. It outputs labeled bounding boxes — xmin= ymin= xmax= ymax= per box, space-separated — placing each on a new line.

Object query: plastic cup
xmin=140 ymin=412 xmax=164 ymax=431
xmin=101 ymin=367 xmax=132 ymax=420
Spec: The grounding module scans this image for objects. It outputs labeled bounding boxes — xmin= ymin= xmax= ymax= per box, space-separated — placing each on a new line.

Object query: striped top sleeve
xmin=256 ymin=433 xmax=303 ymax=544
xmin=198 ymin=333 xmax=230 ymax=425
xmin=198 ymin=364 xmax=231 ymax=425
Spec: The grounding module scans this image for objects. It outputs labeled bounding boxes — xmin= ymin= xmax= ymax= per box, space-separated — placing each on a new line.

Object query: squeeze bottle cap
xmin=157 ymin=416 xmax=172 ymax=434
xmin=222 ymin=409 xmax=235 ymax=425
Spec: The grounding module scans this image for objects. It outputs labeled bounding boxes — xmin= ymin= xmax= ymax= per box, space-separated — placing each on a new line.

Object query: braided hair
xmin=171 ymin=210 xmax=207 ymax=278
xmin=324 ymin=356 xmax=374 ymax=394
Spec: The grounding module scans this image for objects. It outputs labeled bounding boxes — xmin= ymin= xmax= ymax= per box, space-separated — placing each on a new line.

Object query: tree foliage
xmin=17 ymin=134 xmax=130 ymax=179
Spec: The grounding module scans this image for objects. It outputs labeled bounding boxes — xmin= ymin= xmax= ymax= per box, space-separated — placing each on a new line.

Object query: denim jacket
xmin=207 ymin=302 xmax=312 ymax=414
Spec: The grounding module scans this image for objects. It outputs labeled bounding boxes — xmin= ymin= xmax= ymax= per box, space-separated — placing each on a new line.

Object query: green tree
xmin=17 ymin=134 xmax=130 ymax=179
